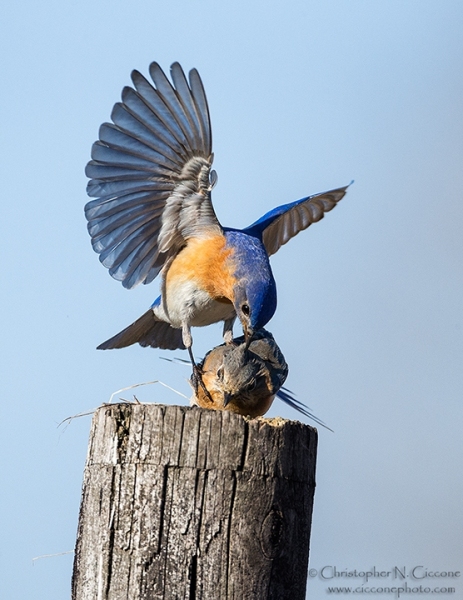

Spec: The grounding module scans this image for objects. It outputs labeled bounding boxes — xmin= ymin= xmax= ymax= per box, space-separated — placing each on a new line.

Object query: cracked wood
xmin=72 ymin=404 xmax=317 ymax=599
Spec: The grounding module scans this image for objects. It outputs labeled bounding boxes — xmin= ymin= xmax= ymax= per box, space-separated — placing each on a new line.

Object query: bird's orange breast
xmin=165 ymin=235 xmax=236 ymax=301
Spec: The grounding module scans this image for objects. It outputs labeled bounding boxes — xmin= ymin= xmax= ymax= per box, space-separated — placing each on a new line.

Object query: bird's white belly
xmin=164 ymin=279 xmax=235 ymax=328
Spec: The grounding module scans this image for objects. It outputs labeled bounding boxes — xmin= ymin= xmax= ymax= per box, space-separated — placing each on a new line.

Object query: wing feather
xmin=189 ymin=69 xmax=212 ymax=151
xmin=99 ymin=219 xmax=161 ymax=266
xmin=98 ymin=123 xmax=181 ymax=170
xmin=90 ymin=141 xmax=167 ymax=173
xmin=170 ymin=62 xmax=204 ymax=151
xmin=244 ymin=185 xmax=350 ymax=255
xmin=85 ymin=189 xmax=169 ymax=219
xmin=85 ymin=62 xmax=220 ymax=289
xmin=149 ymin=62 xmax=200 ymax=150
xmin=121 ymin=86 xmax=187 ymax=155
xmin=110 ymin=103 xmax=184 ymax=164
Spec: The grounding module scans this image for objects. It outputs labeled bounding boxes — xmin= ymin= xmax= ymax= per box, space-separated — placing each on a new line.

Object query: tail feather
xmin=97 ymin=309 xmax=185 ymax=351
xmin=276 ymin=387 xmax=333 ymax=432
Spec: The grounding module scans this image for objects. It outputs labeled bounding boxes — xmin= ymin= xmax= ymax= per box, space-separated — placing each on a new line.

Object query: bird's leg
xmin=182 ymin=323 xmax=213 ymax=402
xmin=188 ymin=346 xmax=214 ymax=403
xmin=223 ymin=317 xmax=236 ymax=345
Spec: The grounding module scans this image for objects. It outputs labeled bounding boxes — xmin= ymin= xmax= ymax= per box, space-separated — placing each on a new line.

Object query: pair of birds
xmin=85 ymin=61 xmax=348 ymax=415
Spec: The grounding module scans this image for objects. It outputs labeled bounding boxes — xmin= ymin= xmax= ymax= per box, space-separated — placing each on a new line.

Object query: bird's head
xmin=191 ymin=329 xmax=288 ymax=418
xmin=195 ymin=342 xmax=274 ymax=417
xmin=219 ymin=345 xmax=275 ymax=417
xmin=225 ymin=231 xmax=277 ymax=346
xmin=233 ymin=280 xmax=276 ymax=347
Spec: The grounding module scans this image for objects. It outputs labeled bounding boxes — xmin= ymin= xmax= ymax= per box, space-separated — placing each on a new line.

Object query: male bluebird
xmin=85 ymin=62 xmax=349 ymax=383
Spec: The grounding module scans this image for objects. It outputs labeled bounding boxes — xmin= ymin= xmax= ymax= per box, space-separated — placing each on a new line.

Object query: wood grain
xmin=72 ymin=404 xmax=317 ymax=599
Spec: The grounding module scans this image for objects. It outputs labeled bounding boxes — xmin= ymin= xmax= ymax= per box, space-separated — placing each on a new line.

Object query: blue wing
xmin=85 ymin=62 xmax=222 ymax=289
xmin=243 ymin=184 xmax=350 ymax=256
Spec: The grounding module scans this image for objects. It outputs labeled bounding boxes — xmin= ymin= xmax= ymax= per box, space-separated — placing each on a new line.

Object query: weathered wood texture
xmin=72 ymin=404 xmax=317 ymax=599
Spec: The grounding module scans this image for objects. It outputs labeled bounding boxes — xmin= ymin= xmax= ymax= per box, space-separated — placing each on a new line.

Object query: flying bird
xmin=85 ymin=62 xmax=349 ymax=386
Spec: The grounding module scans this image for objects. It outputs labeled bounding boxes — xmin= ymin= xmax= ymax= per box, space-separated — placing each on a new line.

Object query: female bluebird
xmin=85 ymin=62 xmax=348 ymax=376
xmin=191 ymin=329 xmax=289 ymax=418
xmin=191 ymin=329 xmax=332 ymax=428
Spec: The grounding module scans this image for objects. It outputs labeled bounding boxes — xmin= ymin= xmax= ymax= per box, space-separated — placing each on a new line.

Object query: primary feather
xmin=244 ymin=185 xmax=350 ymax=256
xmin=85 ymin=62 xmax=219 ymax=290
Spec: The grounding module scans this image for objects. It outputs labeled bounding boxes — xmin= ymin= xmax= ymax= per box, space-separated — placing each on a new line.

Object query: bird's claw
xmin=192 ymin=363 xmax=214 ymax=404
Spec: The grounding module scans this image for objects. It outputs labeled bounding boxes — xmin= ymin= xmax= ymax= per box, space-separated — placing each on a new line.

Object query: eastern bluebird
xmin=191 ymin=329 xmax=288 ymax=418
xmin=191 ymin=329 xmax=332 ymax=427
xmin=85 ymin=62 xmax=349 ymax=385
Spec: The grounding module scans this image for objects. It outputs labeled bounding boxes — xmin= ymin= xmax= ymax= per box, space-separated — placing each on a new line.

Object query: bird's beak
xmin=223 ymin=392 xmax=232 ymax=408
xmin=244 ymin=325 xmax=254 ymax=349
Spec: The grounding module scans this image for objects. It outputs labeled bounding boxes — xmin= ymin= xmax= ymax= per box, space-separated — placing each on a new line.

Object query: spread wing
xmin=243 ymin=185 xmax=350 ymax=256
xmin=85 ymin=62 xmax=222 ymax=289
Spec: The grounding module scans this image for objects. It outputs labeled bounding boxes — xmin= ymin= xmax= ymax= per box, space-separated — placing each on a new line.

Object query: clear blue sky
xmin=1 ymin=1 xmax=462 ymax=598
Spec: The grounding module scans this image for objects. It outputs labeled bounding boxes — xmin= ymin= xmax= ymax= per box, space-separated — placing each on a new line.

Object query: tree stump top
xmin=88 ymin=403 xmax=317 ymax=483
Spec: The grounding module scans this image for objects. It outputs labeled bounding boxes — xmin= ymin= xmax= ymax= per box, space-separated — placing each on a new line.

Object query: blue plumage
xmin=85 ymin=62 xmax=349 ymax=361
xmin=224 ymin=230 xmax=277 ymax=331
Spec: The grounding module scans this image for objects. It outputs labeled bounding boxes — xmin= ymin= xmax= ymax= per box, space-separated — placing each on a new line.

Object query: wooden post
xmin=72 ymin=404 xmax=317 ymax=599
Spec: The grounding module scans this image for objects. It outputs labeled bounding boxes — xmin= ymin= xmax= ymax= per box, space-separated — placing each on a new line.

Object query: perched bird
xmin=85 ymin=62 xmax=349 ymax=385
xmin=190 ymin=329 xmax=333 ymax=428
xmin=191 ymin=329 xmax=288 ymax=418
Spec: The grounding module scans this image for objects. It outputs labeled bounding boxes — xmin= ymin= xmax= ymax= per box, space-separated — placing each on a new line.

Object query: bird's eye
xmin=248 ymin=375 xmax=265 ymax=393
xmin=242 ymin=303 xmax=250 ymax=316
xmin=247 ymin=379 xmax=257 ymax=391
xmin=216 ymin=367 xmax=224 ymax=381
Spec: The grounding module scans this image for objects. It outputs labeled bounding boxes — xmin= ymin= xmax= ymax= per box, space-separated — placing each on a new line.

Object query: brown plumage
xmin=190 ymin=329 xmax=288 ymax=418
